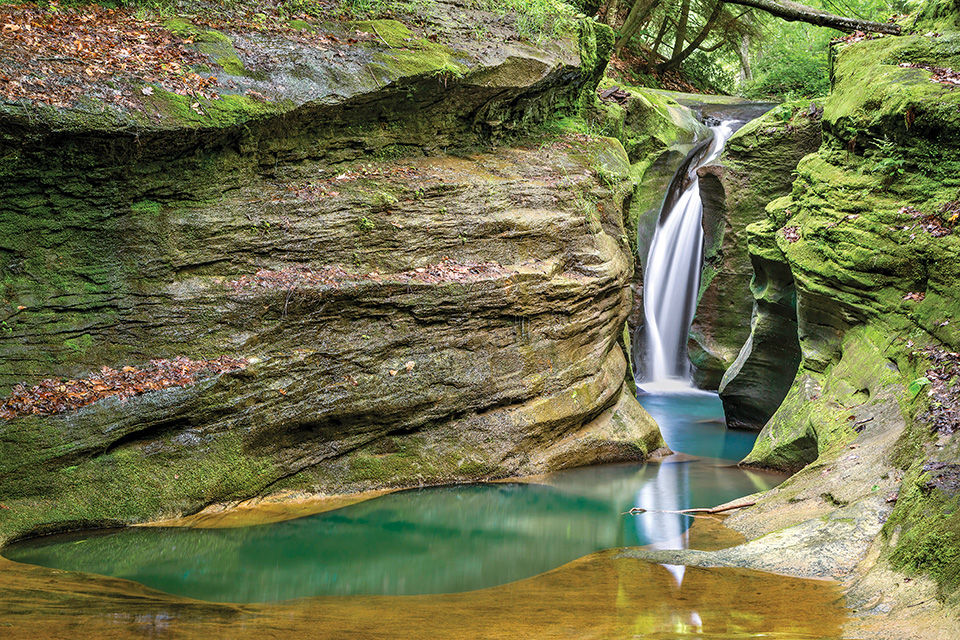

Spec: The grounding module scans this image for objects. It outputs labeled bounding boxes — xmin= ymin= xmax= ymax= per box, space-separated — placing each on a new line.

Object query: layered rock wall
xmin=0 ymin=13 xmax=665 ymax=542
xmin=691 ymin=101 xmax=822 ymax=391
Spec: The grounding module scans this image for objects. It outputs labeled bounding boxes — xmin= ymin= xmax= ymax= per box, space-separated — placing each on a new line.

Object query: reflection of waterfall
xmin=639 ymin=122 xmax=736 ymax=392
xmin=633 ymin=459 xmax=691 ymax=586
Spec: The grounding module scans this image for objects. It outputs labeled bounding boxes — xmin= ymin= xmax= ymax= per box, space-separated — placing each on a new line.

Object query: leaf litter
xmin=0 ymin=1 xmax=375 ymax=108
xmin=228 ymin=259 xmax=515 ymax=291
xmin=0 ymin=3 xmax=218 ymax=107
xmin=916 ymin=347 xmax=960 ymax=435
xmin=0 ymin=356 xmax=247 ymax=419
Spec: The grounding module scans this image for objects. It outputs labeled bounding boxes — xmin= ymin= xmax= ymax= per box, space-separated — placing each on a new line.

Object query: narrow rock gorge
xmin=1 ymin=0 xmax=960 ymax=635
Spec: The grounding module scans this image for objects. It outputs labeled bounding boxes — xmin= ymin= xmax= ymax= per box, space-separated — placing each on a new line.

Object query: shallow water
xmin=0 ymin=393 xmax=848 ymax=639
xmin=0 ymin=396 xmax=845 ymax=640
xmin=0 ymin=548 xmax=847 ymax=640
xmin=5 ymin=456 xmax=780 ymax=602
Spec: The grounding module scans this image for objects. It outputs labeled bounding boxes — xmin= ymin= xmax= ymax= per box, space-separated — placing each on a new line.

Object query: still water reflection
xmin=4 ymin=393 xmax=782 ymax=604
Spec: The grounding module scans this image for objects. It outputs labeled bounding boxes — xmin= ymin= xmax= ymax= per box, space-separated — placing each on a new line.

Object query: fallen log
xmin=720 ymin=0 xmax=901 ymax=35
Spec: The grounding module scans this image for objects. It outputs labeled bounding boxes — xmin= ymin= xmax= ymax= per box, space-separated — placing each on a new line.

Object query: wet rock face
xmin=0 ymin=17 xmax=665 ymax=542
xmin=717 ymin=221 xmax=801 ymax=431
xmin=691 ymin=101 xmax=822 ymax=391
xmin=0 ymin=139 xmax=666 ymax=542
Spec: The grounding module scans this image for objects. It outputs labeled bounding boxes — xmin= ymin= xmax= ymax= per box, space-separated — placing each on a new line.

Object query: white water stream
xmin=640 ymin=122 xmax=736 ymax=392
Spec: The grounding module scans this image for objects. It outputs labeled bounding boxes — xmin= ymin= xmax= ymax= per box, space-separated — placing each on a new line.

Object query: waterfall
xmin=639 ymin=122 xmax=736 ymax=392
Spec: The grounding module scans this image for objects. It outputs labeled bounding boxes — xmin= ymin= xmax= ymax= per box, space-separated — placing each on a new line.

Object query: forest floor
xmin=1 ymin=0 xmax=714 ymax=110
xmin=0 ymin=1 xmax=346 ymax=107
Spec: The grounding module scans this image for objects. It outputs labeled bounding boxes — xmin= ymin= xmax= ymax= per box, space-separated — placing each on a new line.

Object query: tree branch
xmin=625 ymin=500 xmax=757 ymax=515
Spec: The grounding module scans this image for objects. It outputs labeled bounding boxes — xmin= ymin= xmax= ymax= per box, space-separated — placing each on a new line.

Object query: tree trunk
xmin=672 ymin=0 xmax=692 ymax=60
xmin=738 ymin=33 xmax=753 ymax=82
xmin=614 ymin=0 xmax=661 ymax=53
xmin=646 ymin=15 xmax=671 ymax=71
xmin=606 ymin=0 xmax=620 ymax=28
xmin=657 ymin=0 xmax=725 ymax=73
xmin=720 ymin=0 xmax=900 ymax=34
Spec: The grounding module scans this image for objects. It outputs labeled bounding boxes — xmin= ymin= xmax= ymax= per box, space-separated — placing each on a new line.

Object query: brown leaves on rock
xmin=917 ymin=347 xmax=960 ymax=435
xmin=898 ymin=62 xmax=960 ymax=86
xmin=782 ymin=226 xmax=800 ymax=243
xmin=834 ymin=30 xmax=882 ymax=45
xmin=0 ymin=356 xmax=247 ymax=420
xmin=388 ymin=258 xmax=512 ymax=284
xmin=228 ymin=265 xmax=354 ymax=291
xmin=0 ymin=3 xmax=217 ymax=107
xmin=903 ymin=291 xmax=926 ymax=302
xmin=901 ymin=205 xmax=952 ymax=237
xmin=228 ymin=259 xmax=514 ymax=292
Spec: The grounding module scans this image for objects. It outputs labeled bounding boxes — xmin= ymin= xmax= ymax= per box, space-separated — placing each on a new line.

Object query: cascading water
xmin=639 ymin=121 xmax=736 ymax=392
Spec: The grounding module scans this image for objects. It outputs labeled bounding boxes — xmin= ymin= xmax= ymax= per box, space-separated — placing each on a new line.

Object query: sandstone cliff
xmin=0 ymin=5 xmax=665 ymax=542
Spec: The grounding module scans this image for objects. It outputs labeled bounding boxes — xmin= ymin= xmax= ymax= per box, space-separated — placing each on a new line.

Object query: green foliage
xmin=681 ymin=49 xmax=735 ymax=95
xmin=742 ymin=24 xmax=831 ymax=100
xmin=739 ymin=0 xmax=914 ymax=100
xmin=908 ymin=376 xmax=931 ymax=398
xmin=866 ymin=137 xmax=909 ymax=182
xmin=356 ymin=215 xmax=376 ymax=232
xmin=472 ymin=0 xmax=578 ymax=41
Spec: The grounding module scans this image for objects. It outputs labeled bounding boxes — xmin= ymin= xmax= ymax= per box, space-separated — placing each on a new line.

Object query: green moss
xmin=743 ymin=325 xmax=907 ymax=471
xmin=287 ymin=19 xmax=314 ymax=31
xmin=913 ymin=0 xmax=960 ymax=32
xmin=63 ymin=334 xmax=94 ymax=355
xmin=164 ymin=17 xmax=200 ymax=39
xmin=0 ymin=416 xmax=274 ymax=545
xmin=620 ymin=88 xmax=705 ymax=163
xmin=885 ymin=456 xmax=960 ymax=603
xmin=567 ymin=135 xmax=630 ymax=182
xmin=130 ymin=200 xmax=162 ymax=215
xmin=141 ymin=90 xmax=285 ymax=127
xmin=343 ymin=434 xmax=498 ymax=487
xmin=372 ymin=50 xmax=466 ymax=80
xmin=824 ymin=34 xmax=960 ymax=169
xmin=163 ymin=18 xmax=245 ymax=76
xmin=346 ymin=19 xmax=468 ymax=82
xmin=576 ymin=20 xmax=613 ymax=107
xmin=350 ymin=19 xmax=412 ymax=47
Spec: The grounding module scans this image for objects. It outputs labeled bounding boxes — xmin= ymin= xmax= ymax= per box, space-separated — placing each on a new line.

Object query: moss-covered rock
xmin=738 ymin=30 xmax=960 ymax=611
xmin=0 ymin=132 xmax=666 ymax=544
xmin=691 ymin=100 xmax=821 ymax=390
xmin=717 ymin=218 xmax=802 ymax=430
